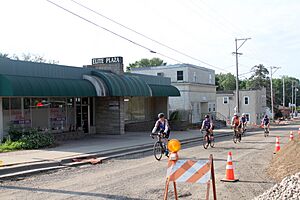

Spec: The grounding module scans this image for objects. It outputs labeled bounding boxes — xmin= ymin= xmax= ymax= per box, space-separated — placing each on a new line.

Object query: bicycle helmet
xmin=158 ymin=113 xmax=165 ymax=118
xmin=205 ymin=115 xmax=209 ymax=118
xmin=234 ymin=113 xmax=238 ymax=116
xmin=242 ymin=113 xmax=246 ymax=116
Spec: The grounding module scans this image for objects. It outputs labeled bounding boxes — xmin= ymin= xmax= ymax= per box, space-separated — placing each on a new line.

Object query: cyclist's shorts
xmin=234 ymin=124 xmax=242 ymax=129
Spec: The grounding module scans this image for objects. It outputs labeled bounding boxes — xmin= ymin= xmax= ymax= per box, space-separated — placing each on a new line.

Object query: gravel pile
xmin=253 ymin=172 xmax=300 ymax=200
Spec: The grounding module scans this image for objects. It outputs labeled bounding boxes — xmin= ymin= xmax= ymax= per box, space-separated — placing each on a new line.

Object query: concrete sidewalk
xmin=0 ymin=128 xmax=233 ymax=168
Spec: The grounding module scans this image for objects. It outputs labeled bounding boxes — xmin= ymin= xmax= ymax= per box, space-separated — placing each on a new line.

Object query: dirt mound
xmin=267 ymin=137 xmax=300 ymax=181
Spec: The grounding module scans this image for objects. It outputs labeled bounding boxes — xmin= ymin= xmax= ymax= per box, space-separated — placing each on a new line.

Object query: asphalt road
xmin=0 ymin=125 xmax=296 ymax=200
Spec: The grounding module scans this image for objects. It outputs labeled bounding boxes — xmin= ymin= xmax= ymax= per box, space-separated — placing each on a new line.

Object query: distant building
xmin=216 ymin=88 xmax=267 ymax=124
xmin=132 ymin=64 xmax=216 ymax=123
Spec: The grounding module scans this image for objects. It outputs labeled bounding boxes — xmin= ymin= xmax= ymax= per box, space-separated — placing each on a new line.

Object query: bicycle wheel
xmin=264 ymin=128 xmax=267 ymax=137
xmin=203 ymin=135 xmax=209 ymax=149
xmin=210 ymin=135 xmax=215 ymax=148
xmin=153 ymin=141 xmax=163 ymax=161
xmin=233 ymin=131 xmax=238 ymax=143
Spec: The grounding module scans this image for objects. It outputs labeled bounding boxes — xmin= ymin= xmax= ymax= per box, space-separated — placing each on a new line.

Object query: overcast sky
xmin=0 ymin=0 xmax=299 ymax=79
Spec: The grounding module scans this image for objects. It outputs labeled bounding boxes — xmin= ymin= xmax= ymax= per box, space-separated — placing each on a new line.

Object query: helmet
xmin=234 ymin=113 xmax=238 ymax=116
xmin=158 ymin=113 xmax=165 ymax=118
xmin=264 ymin=114 xmax=268 ymax=118
xmin=242 ymin=113 xmax=246 ymax=116
xmin=205 ymin=115 xmax=209 ymax=118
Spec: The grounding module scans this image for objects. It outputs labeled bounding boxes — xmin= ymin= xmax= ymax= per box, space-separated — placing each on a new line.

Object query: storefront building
xmin=0 ymin=57 xmax=180 ymax=141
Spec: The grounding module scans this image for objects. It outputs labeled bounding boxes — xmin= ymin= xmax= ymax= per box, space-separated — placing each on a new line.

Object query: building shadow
xmin=0 ymin=185 xmax=145 ymax=200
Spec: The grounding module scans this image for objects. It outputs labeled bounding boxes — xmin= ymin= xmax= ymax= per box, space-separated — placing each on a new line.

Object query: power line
xmin=46 ymin=0 xmax=184 ymax=64
xmin=68 ymin=0 xmax=229 ymax=72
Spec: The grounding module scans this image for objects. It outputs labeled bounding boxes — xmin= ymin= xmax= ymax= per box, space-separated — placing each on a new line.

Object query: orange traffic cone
xmin=289 ymin=131 xmax=294 ymax=141
xmin=274 ymin=137 xmax=280 ymax=153
xmin=221 ymin=152 xmax=239 ymax=182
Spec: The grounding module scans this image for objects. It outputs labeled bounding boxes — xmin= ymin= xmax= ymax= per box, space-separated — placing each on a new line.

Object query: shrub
xmin=20 ymin=132 xmax=54 ymax=149
xmin=0 ymin=129 xmax=54 ymax=152
xmin=0 ymin=139 xmax=24 ymax=152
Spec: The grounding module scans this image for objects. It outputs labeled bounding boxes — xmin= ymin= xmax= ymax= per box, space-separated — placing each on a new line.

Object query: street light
xmin=232 ymin=38 xmax=251 ymax=114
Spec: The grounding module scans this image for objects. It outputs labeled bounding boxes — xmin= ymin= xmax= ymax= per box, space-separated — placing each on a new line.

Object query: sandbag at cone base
xmin=274 ymin=136 xmax=280 ymax=153
xmin=221 ymin=152 xmax=239 ymax=182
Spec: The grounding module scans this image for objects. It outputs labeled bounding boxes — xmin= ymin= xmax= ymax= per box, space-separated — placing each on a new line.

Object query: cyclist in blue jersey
xmin=152 ymin=113 xmax=170 ymax=155
xmin=261 ymin=115 xmax=270 ymax=127
xmin=201 ymin=115 xmax=214 ymax=135
xmin=240 ymin=113 xmax=248 ymax=132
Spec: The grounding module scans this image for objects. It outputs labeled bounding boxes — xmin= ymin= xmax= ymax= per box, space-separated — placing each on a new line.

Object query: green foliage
xmin=0 ymin=139 xmax=24 ymax=152
xmin=20 ymin=132 xmax=54 ymax=149
xmin=0 ymin=52 xmax=59 ymax=64
xmin=126 ymin=57 xmax=166 ymax=71
xmin=8 ymin=126 xmax=33 ymax=141
xmin=215 ymin=73 xmax=236 ymax=91
xmin=247 ymin=64 xmax=270 ymax=89
xmin=0 ymin=128 xmax=54 ymax=152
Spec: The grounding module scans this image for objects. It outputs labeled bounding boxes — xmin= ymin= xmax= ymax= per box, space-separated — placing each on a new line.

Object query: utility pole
xmin=270 ymin=66 xmax=280 ymax=120
xmin=282 ymin=77 xmax=285 ymax=107
xmin=295 ymin=88 xmax=298 ymax=111
xmin=292 ymin=81 xmax=294 ymax=115
xmin=233 ymin=38 xmax=251 ymax=114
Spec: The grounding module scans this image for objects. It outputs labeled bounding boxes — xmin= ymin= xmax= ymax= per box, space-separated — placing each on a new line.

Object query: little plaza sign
xmin=92 ymin=57 xmax=123 ymax=65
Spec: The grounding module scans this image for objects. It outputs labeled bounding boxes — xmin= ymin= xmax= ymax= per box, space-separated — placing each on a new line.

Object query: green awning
xmin=0 ymin=75 xmax=97 ymax=97
xmin=92 ymin=71 xmax=151 ymax=96
xmin=149 ymin=84 xmax=180 ymax=96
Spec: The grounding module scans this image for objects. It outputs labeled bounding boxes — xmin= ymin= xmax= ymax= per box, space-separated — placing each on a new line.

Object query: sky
xmin=0 ymin=0 xmax=299 ymax=79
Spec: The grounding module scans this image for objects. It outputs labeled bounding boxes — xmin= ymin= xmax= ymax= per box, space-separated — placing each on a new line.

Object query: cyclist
xmin=151 ymin=113 xmax=170 ymax=155
xmin=201 ymin=115 xmax=214 ymax=135
xmin=240 ymin=113 xmax=248 ymax=132
xmin=261 ymin=114 xmax=270 ymax=132
xmin=231 ymin=113 xmax=242 ymax=138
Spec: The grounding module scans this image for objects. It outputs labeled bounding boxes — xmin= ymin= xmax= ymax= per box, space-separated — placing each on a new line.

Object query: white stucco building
xmin=216 ymin=88 xmax=267 ymax=124
xmin=131 ymin=64 xmax=216 ymax=123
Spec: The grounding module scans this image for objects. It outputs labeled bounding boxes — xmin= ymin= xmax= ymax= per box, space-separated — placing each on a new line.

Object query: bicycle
xmin=151 ymin=132 xmax=169 ymax=161
xmin=201 ymin=129 xmax=215 ymax=149
xmin=232 ymin=126 xmax=241 ymax=143
xmin=263 ymin=124 xmax=270 ymax=137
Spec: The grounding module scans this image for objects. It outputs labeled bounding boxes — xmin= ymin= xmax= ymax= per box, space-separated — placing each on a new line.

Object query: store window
xmin=125 ymin=97 xmax=145 ymax=121
xmin=11 ymin=98 xmax=21 ymax=109
xmin=177 ymin=71 xmax=183 ymax=81
xmin=2 ymin=98 xmax=9 ymax=110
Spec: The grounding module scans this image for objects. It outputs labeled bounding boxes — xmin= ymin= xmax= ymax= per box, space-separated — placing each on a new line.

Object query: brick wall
xmin=95 ymin=97 xmax=125 ymax=135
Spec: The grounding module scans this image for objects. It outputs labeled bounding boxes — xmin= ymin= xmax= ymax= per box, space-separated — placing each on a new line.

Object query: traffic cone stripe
xmin=226 ymin=165 xmax=233 ymax=170
xmin=274 ymin=137 xmax=280 ymax=152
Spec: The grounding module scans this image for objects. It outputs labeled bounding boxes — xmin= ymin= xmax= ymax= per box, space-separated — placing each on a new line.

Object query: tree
xmin=215 ymin=73 xmax=236 ymax=91
xmin=0 ymin=53 xmax=9 ymax=58
xmin=0 ymin=52 xmax=59 ymax=64
xmin=247 ymin=64 xmax=270 ymax=89
xmin=126 ymin=57 xmax=166 ymax=71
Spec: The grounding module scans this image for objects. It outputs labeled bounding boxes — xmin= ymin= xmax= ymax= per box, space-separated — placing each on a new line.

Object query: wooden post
xmin=206 ymin=180 xmax=210 ymax=200
xmin=164 ymin=177 xmax=170 ymax=200
xmin=210 ymin=154 xmax=217 ymax=200
xmin=173 ymin=182 xmax=178 ymax=200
